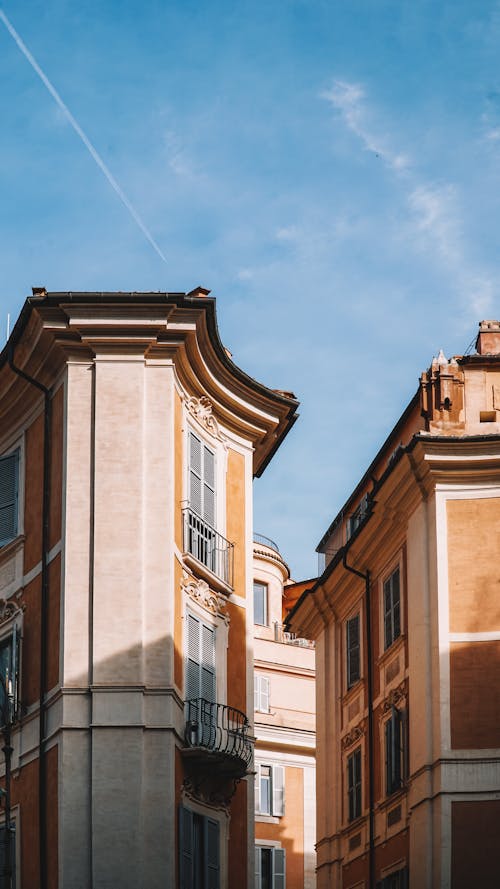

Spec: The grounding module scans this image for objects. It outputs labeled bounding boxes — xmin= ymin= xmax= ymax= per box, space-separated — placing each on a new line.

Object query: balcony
xmin=183 ymin=698 xmax=253 ymax=779
xmin=183 ymin=508 xmax=234 ymax=591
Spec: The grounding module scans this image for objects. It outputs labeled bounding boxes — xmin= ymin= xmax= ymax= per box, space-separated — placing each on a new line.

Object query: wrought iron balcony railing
xmin=184 ymin=698 xmax=253 ymax=772
xmin=183 ymin=507 xmax=234 ymax=588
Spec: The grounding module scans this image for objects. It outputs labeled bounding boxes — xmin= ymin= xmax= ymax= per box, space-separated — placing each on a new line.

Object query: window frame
xmin=255 ymin=844 xmax=286 ymax=889
xmin=178 ymin=804 xmax=221 ymax=889
xmin=255 ymin=763 xmax=285 ymax=817
xmin=382 ymin=564 xmax=402 ymax=651
xmin=253 ymin=581 xmax=268 ymax=627
xmin=347 ymin=747 xmax=362 ymax=822
xmin=384 ymin=706 xmax=407 ymax=797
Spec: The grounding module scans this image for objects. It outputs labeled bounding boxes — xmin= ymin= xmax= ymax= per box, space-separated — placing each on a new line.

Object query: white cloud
xmin=323 ymin=78 xmax=496 ymax=319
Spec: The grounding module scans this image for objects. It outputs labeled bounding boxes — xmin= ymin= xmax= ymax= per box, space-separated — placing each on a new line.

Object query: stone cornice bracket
xmin=383 ymin=681 xmax=407 ymax=712
xmin=341 ymin=724 xmax=365 ymax=751
xmin=185 ymin=395 xmax=226 ymax=446
xmin=181 ymin=576 xmax=230 ymax=625
xmin=0 ymin=598 xmax=24 ymax=626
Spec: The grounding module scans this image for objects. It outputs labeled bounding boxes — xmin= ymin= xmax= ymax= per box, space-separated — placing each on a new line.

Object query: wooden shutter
xmin=203 ymin=446 xmax=215 ymax=527
xmin=260 ymin=676 xmax=270 ymax=713
xmin=201 ymin=623 xmax=216 ymax=703
xmin=347 ymin=615 xmax=360 ymax=687
xmin=178 ymin=806 xmax=193 ymax=889
xmin=272 ymin=765 xmax=285 ymax=816
xmin=205 ymin=817 xmax=220 ymax=889
xmin=189 ymin=432 xmax=216 ymax=527
xmin=273 ymin=848 xmax=286 ymax=889
xmin=189 ymin=433 xmax=203 ymax=517
xmin=0 ymin=451 xmax=19 ymax=547
xmin=185 ymin=614 xmax=201 ymax=702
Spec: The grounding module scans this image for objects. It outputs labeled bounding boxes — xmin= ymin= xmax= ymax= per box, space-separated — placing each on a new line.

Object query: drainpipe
xmin=8 ymin=344 xmax=51 ymax=889
xmin=342 ymin=549 xmax=375 ymax=889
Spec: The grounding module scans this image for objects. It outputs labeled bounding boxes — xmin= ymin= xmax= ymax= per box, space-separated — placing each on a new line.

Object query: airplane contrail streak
xmin=0 ymin=9 xmax=167 ymax=264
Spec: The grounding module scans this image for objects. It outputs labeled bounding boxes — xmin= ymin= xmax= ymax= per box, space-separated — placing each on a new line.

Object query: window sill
xmin=377 ymin=634 xmax=405 ymax=668
xmin=182 ymin=552 xmax=233 ymax=595
xmin=256 ymin=814 xmax=280 ymax=824
xmin=0 ymin=535 xmax=25 ymax=567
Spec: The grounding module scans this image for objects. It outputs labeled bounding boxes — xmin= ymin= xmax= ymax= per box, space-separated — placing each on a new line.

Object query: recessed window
xmin=377 ymin=866 xmax=409 ymax=889
xmin=383 ymin=567 xmax=401 ymax=650
xmin=255 ymin=764 xmax=285 ymax=816
xmin=347 ymin=747 xmax=362 ymax=822
xmin=255 ymin=845 xmax=286 ymax=889
xmin=346 ymin=614 xmax=360 ymax=689
xmin=385 ymin=706 xmax=406 ymax=796
xmin=0 ymin=450 xmax=20 ymax=549
xmin=253 ymin=581 xmax=268 ymax=626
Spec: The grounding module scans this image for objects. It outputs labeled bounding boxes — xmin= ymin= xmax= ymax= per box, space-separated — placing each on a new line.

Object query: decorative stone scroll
xmin=0 ymin=598 xmax=23 ymax=625
xmin=181 ymin=576 xmax=229 ymax=625
xmin=341 ymin=724 xmax=365 ymax=751
xmin=383 ymin=680 xmax=407 ymax=712
xmin=185 ymin=395 xmax=225 ymax=444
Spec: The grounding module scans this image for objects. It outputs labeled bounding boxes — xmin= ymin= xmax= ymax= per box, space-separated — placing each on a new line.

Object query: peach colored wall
xmin=447 ymin=498 xmax=500 ymax=632
xmin=228 ymin=780 xmax=248 ymax=887
xmin=450 ymin=640 xmax=500 ymax=748
xmin=174 ymin=558 xmax=183 ymax=690
xmin=256 ymin=767 xmax=304 ymax=889
xmin=451 ymin=800 xmax=500 ymax=887
xmin=226 ymin=449 xmax=246 ymax=599
xmin=226 ymin=599 xmax=247 ymax=714
xmin=174 ymin=391 xmax=183 ymax=550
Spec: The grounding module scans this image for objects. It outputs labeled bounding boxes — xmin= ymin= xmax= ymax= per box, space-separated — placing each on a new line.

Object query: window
xmin=347 ymin=748 xmax=362 ymax=822
xmin=255 ymin=846 xmax=285 ymax=889
xmin=0 ymin=450 xmax=19 ymax=549
xmin=179 ymin=806 xmax=219 ymax=889
xmin=346 ymin=494 xmax=369 ymax=541
xmin=0 ymin=628 xmax=20 ymax=729
xmin=253 ymin=582 xmax=268 ymax=626
xmin=255 ymin=764 xmax=284 ymax=816
xmin=385 ymin=706 xmax=406 ymax=796
xmin=0 ymin=821 xmax=16 ymax=889
xmin=376 ymin=866 xmax=408 ymax=889
xmin=254 ymin=675 xmax=270 ymax=713
xmin=383 ymin=567 xmax=401 ymax=650
xmin=346 ymin=614 xmax=360 ymax=689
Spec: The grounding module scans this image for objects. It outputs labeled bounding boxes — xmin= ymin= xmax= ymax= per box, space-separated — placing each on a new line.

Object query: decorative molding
xmin=0 ymin=599 xmax=24 ymax=626
xmin=185 ymin=395 xmax=226 ymax=444
xmin=341 ymin=724 xmax=365 ymax=751
xmin=383 ymin=681 xmax=407 ymax=712
xmin=182 ymin=773 xmax=238 ymax=813
xmin=182 ymin=575 xmax=230 ymax=625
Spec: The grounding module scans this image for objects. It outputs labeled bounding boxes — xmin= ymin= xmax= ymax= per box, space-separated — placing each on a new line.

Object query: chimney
xmin=476 ymin=320 xmax=500 ymax=355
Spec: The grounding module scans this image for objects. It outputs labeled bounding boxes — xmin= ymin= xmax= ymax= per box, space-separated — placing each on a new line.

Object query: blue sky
xmin=1 ymin=0 xmax=499 ymax=578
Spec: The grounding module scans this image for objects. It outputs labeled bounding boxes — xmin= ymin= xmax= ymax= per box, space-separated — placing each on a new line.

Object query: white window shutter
xmin=261 ymin=677 xmax=270 ymax=713
xmin=273 ymin=848 xmax=286 ymax=889
xmin=255 ymin=846 xmax=261 ymax=887
xmin=203 ymin=446 xmax=216 ymax=526
xmin=272 ymin=765 xmax=285 ymax=816
xmin=254 ymin=765 xmax=260 ymax=814
xmin=254 ymin=676 xmax=260 ymax=711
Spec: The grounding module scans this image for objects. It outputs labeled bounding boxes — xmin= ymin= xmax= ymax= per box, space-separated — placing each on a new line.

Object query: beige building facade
xmin=252 ymin=536 xmax=316 ymax=889
xmin=0 ymin=288 xmax=298 ymax=888
xmin=288 ymin=321 xmax=500 ymax=889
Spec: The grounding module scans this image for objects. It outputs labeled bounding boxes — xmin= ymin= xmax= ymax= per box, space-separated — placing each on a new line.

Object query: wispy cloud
xmin=323 ymin=78 xmax=496 ymax=319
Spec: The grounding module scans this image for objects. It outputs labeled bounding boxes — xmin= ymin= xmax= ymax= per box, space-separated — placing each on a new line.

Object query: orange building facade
xmin=288 ymin=321 xmax=500 ymax=889
xmin=0 ymin=289 xmax=298 ymax=888
xmin=252 ymin=537 xmax=316 ymax=889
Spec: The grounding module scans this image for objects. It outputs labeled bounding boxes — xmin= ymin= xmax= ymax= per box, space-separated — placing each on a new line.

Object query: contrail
xmin=0 ymin=9 xmax=167 ymax=264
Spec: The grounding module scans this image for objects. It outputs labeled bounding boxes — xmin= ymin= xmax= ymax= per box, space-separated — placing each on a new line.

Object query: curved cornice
xmin=0 ymin=291 xmax=299 ymax=477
